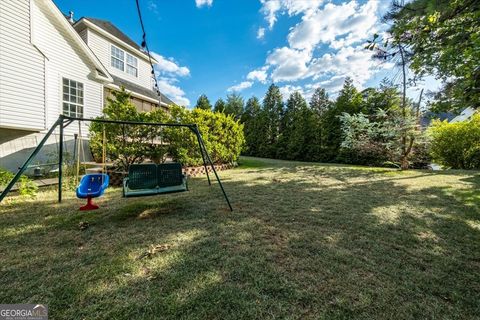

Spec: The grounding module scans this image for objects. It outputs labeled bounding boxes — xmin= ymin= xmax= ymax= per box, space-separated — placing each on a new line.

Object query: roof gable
xmin=84 ymin=18 xmax=140 ymax=50
xmin=42 ymin=0 xmax=112 ymax=82
xmin=73 ymin=17 xmax=158 ymax=64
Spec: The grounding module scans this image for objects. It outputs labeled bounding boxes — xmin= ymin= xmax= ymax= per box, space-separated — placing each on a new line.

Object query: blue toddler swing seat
xmin=76 ymin=174 xmax=109 ymax=211
xmin=74 ymin=122 xmax=109 ymax=210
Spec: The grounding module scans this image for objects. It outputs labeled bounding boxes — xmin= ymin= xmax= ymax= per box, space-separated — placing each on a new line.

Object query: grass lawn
xmin=1 ymin=156 xmax=479 ymax=319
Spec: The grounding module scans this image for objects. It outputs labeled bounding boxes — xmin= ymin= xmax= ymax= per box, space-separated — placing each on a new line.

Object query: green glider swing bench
xmin=123 ymin=163 xmax=188 ymax=197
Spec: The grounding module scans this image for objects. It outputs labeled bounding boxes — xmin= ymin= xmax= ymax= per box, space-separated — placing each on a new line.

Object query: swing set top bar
xmin=62 ymin=115 xmax=198 ymax=129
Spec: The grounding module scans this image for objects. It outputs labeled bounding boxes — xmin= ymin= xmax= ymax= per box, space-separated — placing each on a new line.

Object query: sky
xmin=54 ymin=0 xmax=440 ymax=107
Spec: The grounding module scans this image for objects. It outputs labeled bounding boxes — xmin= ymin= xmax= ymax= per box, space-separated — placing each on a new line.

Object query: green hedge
xmin=90 ymin=89 xmax=244 ymax=168
xmin=166 ymin=106 xmax=245 ymax=166
xmin=428 ymin=112 xmax=480 ymax=169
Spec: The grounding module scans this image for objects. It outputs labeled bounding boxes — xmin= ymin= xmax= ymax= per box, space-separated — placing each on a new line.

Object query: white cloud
xmin=287 ymin=1 xmax=378 ymax=51
xmin=228 ymin=81 xmax=253 ymax=92
xmin=266 ymin=47 xmax=311 ymax=82
xmin=257 ymin=27 xmax=266 ymax=40
xmin=259 ymin=0 xmax=324 ymax=29
xmin=247 ymin=66 xmax=269 ymax=83
xmin=260 ymin=0 xmax=281 ymax=29
xmin=150 ymin=52 xmax=190 ymax=106
xmin=279 ymin=85 xmax=304 ymax=101
xmin=195 ymin=0 xmax=212 ymax=8
xmin=307 ymin=45 xmax=390 ymax=86
xmin=249 ymin=0 xmax=387 ymax=95
xmin=151 ymin=52 xmax=190 ymax=77
xmin=156 ymin=78 xmax=190 ymax=106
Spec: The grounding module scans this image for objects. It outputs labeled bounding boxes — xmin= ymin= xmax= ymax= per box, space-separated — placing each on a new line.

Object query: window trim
xmin=126 ymin=53 xmax=138 ymax=77
xmin=111 ymin=44 xmax=125 ymax=72
xmin=110 ymin=44 xmax=138 ymax=78
xmin=62 ymin=77 xmax=84 ymax=118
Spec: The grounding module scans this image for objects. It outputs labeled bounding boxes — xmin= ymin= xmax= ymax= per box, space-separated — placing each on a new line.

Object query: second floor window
xmin=62 ymin=78 xmax=84 ymax=118
xmin=111 ymin=45 xmax=124 ymax=71
xmin=111 ymin=45 xmax=138 ymax=77
xmin=126 ymin=54 xmax=138 ymax=77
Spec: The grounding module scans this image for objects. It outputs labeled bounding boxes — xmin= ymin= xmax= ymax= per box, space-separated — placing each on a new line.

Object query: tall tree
xmin=195 ymin=94 xmax=212 ymax=110
xmin=367 ymin=30 xmax=417 ymax=169
xmin=323 ymin=78 xmax=362 ymax=161
xmin=386 ymin=0 xmax=480 ymax=111
xmin=213 ymin=98 xmax=226 ymax=113
xmin=309 ymin=87 xmax=332 ymax=160
xmin=278 ymin=92 xmax=314 ymax=160
xmin=260 ymin=84 xmax=284 ymax=158
xmin=242 ymin=96 xmax=264 ymax=156
xmin=310 ymin=87 xmax=331 ymax=116
xmin=225 ymin=93 xmax=244 ymax=120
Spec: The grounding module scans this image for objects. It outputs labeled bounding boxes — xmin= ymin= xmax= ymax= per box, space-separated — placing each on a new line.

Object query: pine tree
xmin=195 ymin=94 xmax=212 ymax=110
xmin=278 ymin=92 xmax=314 ymax=160
xmin=225 ymin=93 xmax=244 ymax=120
xmin=309 ymin=87 xmax=331 ymax=161
xmin=323 ymin=77 xmax=362 ymax=161
xmin=213 ymin=98 xmax=226 ymax=113
xmin=241 ymin=96 xmax=263 ymax=155
xmin=260 ymin=84 xmax=283 ymax=158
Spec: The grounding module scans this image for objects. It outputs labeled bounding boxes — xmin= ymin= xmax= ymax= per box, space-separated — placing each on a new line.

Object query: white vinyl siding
xmin=30 ymin=0 xmax=103 ymax=135
xmin=62 ymin=78 xmax=84 ymax=118
xmin=0 ymin=0 xmax=46 ymax=130
xmin=87 ymin=29 xmax=151 ymax=88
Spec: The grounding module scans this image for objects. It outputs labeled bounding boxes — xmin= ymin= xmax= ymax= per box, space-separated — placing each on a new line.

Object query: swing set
xmin=0 ymin=114 xmax=233 ymax=211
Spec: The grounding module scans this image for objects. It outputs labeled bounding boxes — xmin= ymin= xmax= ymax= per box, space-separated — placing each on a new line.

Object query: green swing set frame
xmin=0 ymin=114 xmax=233 ymax=211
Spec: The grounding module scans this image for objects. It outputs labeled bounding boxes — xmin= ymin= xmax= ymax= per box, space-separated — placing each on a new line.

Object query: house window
xmin=126 ymin=53 xmax=138 ymax=77
xmin=111 ymin=45 xmax=125 ymax=71
xmin=62 ymin=78 xmax=84 ymax=118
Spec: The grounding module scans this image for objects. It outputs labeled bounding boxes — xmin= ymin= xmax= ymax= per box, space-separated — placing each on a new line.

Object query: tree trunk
xmin=399 ymin=45 xmax=409 ymax=170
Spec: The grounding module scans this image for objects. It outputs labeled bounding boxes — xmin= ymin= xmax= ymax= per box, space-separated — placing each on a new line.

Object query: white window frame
xmin=111 ymin=44 xmax=138 ymax=78
xmin=126 ymin=53 xmax=138 ymax=77
xmin=111 ymin=44 xmax=125 ymax=72
xmin=62 ymin=78 xmax=84 ymax=118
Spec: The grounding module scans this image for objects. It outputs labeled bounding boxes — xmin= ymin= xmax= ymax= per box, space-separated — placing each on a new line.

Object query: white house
xmin=73 ymin=16 xmax=174 ymax=112
xmin=450 ymin=107 xmax=476 ymax=123
xmin=0 ymin=0 xmax=172 ymax=172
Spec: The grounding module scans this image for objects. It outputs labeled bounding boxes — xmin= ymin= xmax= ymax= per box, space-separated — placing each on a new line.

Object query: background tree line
xmin=196 ymin=78 xmax=427 ymax=168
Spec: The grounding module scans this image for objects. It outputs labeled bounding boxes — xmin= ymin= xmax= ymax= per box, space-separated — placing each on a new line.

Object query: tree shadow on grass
xmin=1 ymin=166 xmax=479 ymax=319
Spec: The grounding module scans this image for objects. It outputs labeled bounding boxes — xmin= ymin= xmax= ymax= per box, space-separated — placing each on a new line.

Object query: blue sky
xmin=55 ymin=0 xmax=438 ymax=107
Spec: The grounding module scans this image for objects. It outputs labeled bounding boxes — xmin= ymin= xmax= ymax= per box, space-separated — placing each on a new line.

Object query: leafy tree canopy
xmin=387 ymin=0 xmax=480 ymax=111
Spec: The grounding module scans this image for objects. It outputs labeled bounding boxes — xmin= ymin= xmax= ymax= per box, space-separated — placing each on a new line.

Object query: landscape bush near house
xmin=428 ymin=113 xmax=480 ymax=169
xmin=165 ymin=105 xmax=244 ymax=166
xmin=0 ymin=167 xmax=38 ymax=198
xmin=89 ymin=88 xmax=244 ymax=169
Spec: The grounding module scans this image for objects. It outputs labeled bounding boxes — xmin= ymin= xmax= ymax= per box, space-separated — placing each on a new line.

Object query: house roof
xmin=84 ymin=17 xmax=141 ymax=50
xmin=110 ymin=75 xmax=175 ymax=106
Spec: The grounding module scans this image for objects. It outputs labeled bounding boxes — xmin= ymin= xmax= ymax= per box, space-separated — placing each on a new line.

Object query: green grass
xmin=1 ymin=157 xmax=479 ymax=319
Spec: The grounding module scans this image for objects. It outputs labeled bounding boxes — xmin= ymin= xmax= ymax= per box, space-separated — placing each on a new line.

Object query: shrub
xmin=428 ymin=112 xmax=480 ymax=169
xmin=339 ymin=109 xmax=428 ymax=167
xmin=0 ymin=167 xmax=38 ymax=198
xmin=166 ymin=105 xmax=245 ymax=166
xmin=89 ymin=89 xmax=244 ymax=168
